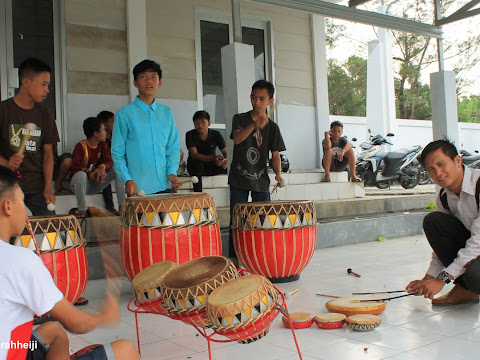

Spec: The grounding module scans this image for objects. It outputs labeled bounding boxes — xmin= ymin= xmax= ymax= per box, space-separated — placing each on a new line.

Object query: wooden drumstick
xmin=347 ymin=268 xmax=361 ymax=277
xmin=18 ymin=123 xmax=36 ymax=155
xmin=180 ymin=176 xmax=199 ymax=185
xmin=316 ymin=293 xmax=342 ymax=298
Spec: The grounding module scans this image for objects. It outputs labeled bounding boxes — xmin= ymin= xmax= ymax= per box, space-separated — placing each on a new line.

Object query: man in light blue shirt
xmin=112 ymin=60 xmax=181 ymax=196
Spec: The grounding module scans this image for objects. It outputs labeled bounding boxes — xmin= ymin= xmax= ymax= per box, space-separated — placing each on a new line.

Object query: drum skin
xmin=232 ymin=201 xmax=316 ymax=282
xmin=15 ymin=215 xmax=88 ymax=305
xmin=120 ymin=193 xmax=222 ymax=281
xmin=325 ymin=296 xmax=387 ymax=316
xmin=282 ymin=312 xmax=314 ymax=329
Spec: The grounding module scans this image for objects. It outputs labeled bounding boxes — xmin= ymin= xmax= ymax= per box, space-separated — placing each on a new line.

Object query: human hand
xmin=221 ymin=158 xmax=228 ymax=169
xmin=126 ymin=180 xmax=137 ymax=197
xmin=325 ymin=130 xmax=332 ymax=138
xmin=406 ymin=279 xmax=425 ymax=294
xmin=98 ymin=292 xmax=120 ymax=326
xmin=93 ymin=167 xmax=107 ymax=182
xmin=168 ymin=174 xmax=181 ymax=189
xmin=214 ymin=156 xmax=224 ymax=167
xmin=418 ymin=278 xmax=445 ymax=299
xmin=254 ymin=114 xmax=269 ymax=129
xmin=337 ymin=150 xmax=345 ymax=161
xmin=9 ymin=153 xmax=24 ymax=170
xmin=43 ymin=190 xmax=56 ymax=209
xmin=275 ymin=174 xmax=284 ymax=186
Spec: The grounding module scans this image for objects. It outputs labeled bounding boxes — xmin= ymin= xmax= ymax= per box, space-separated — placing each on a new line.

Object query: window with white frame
xmin=195 ymin=10 xmax=272 ymax=133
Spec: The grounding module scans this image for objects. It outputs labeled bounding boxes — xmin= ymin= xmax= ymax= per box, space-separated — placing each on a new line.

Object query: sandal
xmin=107 ymin=207 xmax=121 ymax=216
xmin=351 ymin=178 xmax=362 ymax=182
xmin=321 ymin=178 xmax=331 ymax=183
xmin=74 ymin=297 xmax=89 ymax=306
xmin=55 ymin=187 xmax=73 ymax=195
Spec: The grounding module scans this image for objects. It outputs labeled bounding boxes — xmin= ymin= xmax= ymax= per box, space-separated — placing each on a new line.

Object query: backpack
xmin=439 ymin=177 xmax=480 ymax=212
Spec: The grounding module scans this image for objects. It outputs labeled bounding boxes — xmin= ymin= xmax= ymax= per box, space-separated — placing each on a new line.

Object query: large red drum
xmin=120 ymin=193 xmax=222 ymax=281
xmin=14 ymin=215 xmax=88 ymax=304
xmin=232 ymin=200 xmax=316 ymax=283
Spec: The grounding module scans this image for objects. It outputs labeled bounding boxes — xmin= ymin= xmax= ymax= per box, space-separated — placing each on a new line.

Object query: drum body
xmin=207 ymin=275 xmax=278 ymax=343
xmin=325 ymin=296 xmax=387 ymax=316
xmin=120 ymin=193 xmax=222 ymax=281
xmin=232 ymin=201 xmax=316 ymax=282
xmin=131 ymin=261 xmax=177 ymax=314
xmin=345 ymin=314 xmax=382 ymax=331
xmin=282 ymin=312 xmax=314 ymax=329
xmin=314 ymin=313 xmax=346 ymax=329
xmin=14 ymin=215 xmax=88 ymax=304
xmin=160 ymin=256 xmax=238 ymax=327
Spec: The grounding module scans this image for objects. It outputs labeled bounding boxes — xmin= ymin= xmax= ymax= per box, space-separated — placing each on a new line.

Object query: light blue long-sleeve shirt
xmin=112 ymin=97 xmax=180 ymax=194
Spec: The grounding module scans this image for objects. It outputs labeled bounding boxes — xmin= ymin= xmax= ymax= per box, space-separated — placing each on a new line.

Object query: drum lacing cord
xmin=25 ymin=216 xmax=41 ymax=256
xmin=212 ymin=303 xmax=279 ymax=332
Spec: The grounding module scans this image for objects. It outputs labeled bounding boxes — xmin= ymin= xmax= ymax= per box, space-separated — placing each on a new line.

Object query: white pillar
xmin=430 ymin=70 xmax=459 ymax=144
xmin=311 ymin=15 xmax=330 ymax=169
xmin=221 ymin=42 xmax=255 ymax=171
xmin=366 ymin=29 xmax=396 ymax=138
xmin=126 ymin=0 xmax=147 ymax=102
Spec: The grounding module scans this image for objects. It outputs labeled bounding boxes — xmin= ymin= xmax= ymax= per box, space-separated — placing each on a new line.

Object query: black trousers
xmin=423 ymin=211 xmax=480 ymax=294
xmin=187 ymin=159 xmax=226 ymax=192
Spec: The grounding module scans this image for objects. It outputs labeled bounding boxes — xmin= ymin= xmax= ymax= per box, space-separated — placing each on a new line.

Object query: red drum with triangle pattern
xmin=14 ymin=215 xmax=88 ymax=304
xmin=232 ymin=201 xmax=317 ymax=283
xmin=120 ymin=193 xmax=222 ymax=281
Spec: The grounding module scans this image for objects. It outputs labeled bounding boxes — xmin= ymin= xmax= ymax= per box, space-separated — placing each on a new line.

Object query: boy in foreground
xmin=406 ymin=139 xmax=480 ymax=305
xmin=0 ymin=165 xmax=139 ymax=360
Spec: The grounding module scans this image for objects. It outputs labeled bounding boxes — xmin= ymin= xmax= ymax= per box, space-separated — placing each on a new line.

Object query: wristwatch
xmin=438 ymin=271 xmax=451 ymax=284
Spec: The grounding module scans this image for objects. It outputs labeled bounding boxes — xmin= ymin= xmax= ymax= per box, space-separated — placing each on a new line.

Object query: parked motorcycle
xmin=354 ymin=130 xmax=394 ymax=188
xmin=375 ymin=145 xmax=423 ymax=189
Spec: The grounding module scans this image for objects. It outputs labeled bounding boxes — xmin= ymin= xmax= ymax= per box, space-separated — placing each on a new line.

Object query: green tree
xmin=457 ymin=96 xmax=480 ymax=123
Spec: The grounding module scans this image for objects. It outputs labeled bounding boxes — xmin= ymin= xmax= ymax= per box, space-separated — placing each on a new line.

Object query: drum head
xmin=283 ymin=312 xmax=313 ymax=322
xmin=208 ymin=275 xmax=265 ymax=306
xmin=325 ymin=296 xmax=387 ymax=316
xmin=346 ymin=314 xmax=382 ymax=325
xmin=162 ymin=256 xmax=230 ymax=289
xmin=132 ymin=261 xmax=176 ymax=291
xmin=314 ymin=312 xmax=346 ymax=322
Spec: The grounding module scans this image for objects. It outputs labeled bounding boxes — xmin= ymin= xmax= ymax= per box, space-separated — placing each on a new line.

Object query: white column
xmin=126 ymin=0 xmax=147 ymax=102
xmin=311 ymin=14 xmax=330 ymax=169
xmin=221 ymin=42 xmax=255 ymax=171
xmin=430 ymin=70 xmax=459 ymax=144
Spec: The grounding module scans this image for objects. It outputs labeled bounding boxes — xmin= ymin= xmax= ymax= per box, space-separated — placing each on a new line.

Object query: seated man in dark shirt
xmin=185 ymin=110 xmax=227 ymax=192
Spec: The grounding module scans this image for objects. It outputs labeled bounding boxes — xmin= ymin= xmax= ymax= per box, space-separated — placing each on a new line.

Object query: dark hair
xmin=0 ymin=166 xmax=20 ymax=200
xmin=193 ymin=110 xmax=210 ymax=122
xmin=133 ymin=60 xmax=162 ymax=81
xmin=18 ymin=58 xmax=51 ymax=84
xmin=97 ymin=111 xmax=114 ymax=123
xmin=420 ymin=138 xmax=458 ymax=167
xmin=252 ymin=80 xmax=275 ymax=99
xmin=330 ymin=121 xmax=344 ymax=129
xmin=83 ymin=117 xmax=102 ymax=138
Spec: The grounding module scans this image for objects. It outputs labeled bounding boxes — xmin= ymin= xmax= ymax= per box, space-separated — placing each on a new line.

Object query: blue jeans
xmin=229 ymin=186 xmax=270 ymax=258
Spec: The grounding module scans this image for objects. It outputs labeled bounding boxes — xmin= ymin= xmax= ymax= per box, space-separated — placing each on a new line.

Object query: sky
xmin=326 ymin=2 xmax=480 ymax=96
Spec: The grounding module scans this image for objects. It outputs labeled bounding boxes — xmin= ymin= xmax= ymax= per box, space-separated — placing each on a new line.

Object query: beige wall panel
xmin=277 ymin=86 xmax=314 ymax=107
xmin=146 ymin=1 xmax=194 ymax=39
xmin=148 ymin=35 xmax=195 ymax=60
xmin=275 ymin=50 xmax=312 ymax=71
xmin=274 ymin=32 xmax=311 ymax=54
xmin=242 ymin=2 xmax=308 ymax=19
xmin=147 ymin=56 xmax=196 ymax=80
xmin=65 ymin=0 xmax=126 ymax=30
xmin=194 ymin=0 xmax=230 ymax=11
xmin=66 ymin=47 xmax=128 ymax=74
xmin=272 ymin=15 xmax=311 ymax=36
xmin=156 ymin=78 xmax=196 ymax=101
xmin=276 ymin=68 xmax=313 ymax=90
xmin=68 ymin=71 xmax=129 ymax=95
xmin=66 ymin=24 xmax=127 ymax=52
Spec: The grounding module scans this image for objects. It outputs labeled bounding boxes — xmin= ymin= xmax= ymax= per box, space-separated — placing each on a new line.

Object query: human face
xmin=134 ymin=71 xmax=160 ymax=98
xmin=24 ymin=71 xmax=50 ymax=103
xmin=96 ymin=124 xmax=107 ymax=142
xmin=11 ymin=185 xmax=27 ymax=238
xmin=105 ymin=117 xmax=114 ymax=138
xmin=330 ymin=126 xmax=343 ymax=142
xmin=193 ymin=118 xmax=210 ymax=135
xmin=250 ymin=88 xmax=273 ymax=114
xmin=425 ymin=148 xmax=463 ymax=192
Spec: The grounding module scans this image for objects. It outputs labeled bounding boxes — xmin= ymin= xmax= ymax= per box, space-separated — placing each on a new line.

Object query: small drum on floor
xmin=345 ymin=314 xmax=382 ymax=331
xmin=325 ymin=296 xmax=387 ymax=316
xmin=160 ymin=256 xmax=238 ymax=327
xmin=120 ymin=193 xmax=222 ymax=281
xmin=206 ymin=274 xmax=279 ymax=343
xmin=232 ymin=201 xmax=317 ymax=283
xmin=282 ymin=312 xmax=314 ymax=329
xmin=14 ymin=215 xmax=88 ymax=304
xmin=314 ymin=313 xmax=346 ymax=329
xmin=131 ymin=261 xmax=177 ymax=314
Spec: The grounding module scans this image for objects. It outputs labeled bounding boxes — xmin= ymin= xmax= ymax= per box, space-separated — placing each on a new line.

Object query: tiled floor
xmin=67 ymin=235 xmax=480 ymax=360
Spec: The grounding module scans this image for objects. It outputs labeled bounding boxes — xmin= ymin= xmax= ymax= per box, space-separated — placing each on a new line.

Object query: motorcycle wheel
xmin=400 ymin=165 xmax=420 ymax=189
xmin=419 ymin=168 xmax=432 ymax=185
xmin=375 ymin=181 xmax=389 ymax=189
